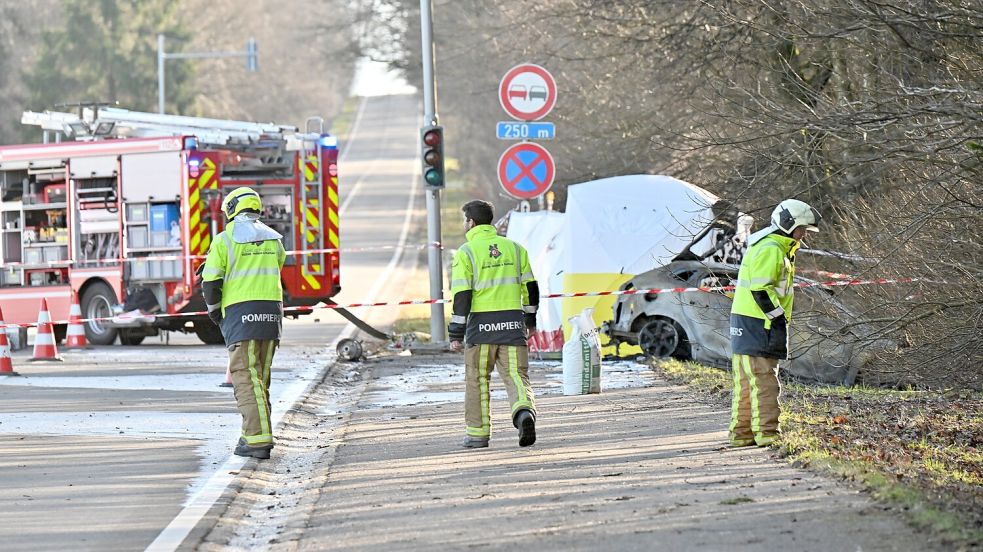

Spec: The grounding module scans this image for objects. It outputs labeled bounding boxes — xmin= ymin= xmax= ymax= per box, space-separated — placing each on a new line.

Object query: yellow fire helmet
xmin=222 ymin=187 xmax=263 ymax=219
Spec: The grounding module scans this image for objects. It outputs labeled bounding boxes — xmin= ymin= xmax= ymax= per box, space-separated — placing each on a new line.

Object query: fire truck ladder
xmin=298 ymin=117 xmax=326 ymax=279
xmin=22 ymin=107 xmax=299 ymax=146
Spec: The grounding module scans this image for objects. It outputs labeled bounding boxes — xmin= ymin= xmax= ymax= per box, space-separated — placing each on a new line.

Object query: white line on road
xmin=225 ymin=131 xmax=422 ymax=551
xmin=338 ymin=100 xmax=392 ymax=218
xmin=146 ymin=96 xmax=421 ymax=552
xmin=338 ymin=96 xmax=367 ymax=164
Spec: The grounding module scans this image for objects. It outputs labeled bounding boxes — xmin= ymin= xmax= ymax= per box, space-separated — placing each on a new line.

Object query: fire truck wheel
xmin=193 ymin=320 xmax=225 ymax=345
xmin=119 ymin=329 xmax=145 ymax=346
xmin=81 ymin=282 xmax=119 ymax=346
xmin=53 ymin=324 xmax=67 ymax=345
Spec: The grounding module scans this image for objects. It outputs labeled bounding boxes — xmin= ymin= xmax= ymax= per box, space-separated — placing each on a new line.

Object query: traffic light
xmin=421 ymin=126 xmax=445 ymax=189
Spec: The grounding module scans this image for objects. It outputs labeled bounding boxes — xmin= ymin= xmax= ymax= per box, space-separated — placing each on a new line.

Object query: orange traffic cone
xmin=64 ymin=291 xmax=88 ymax=349
xmin=30 ymin=298 xmax=63 ymax=362
xmin=0 ymin=307 xmax=19 ymax=376
xmin=219 ymin=365 xmax=233 ymax=388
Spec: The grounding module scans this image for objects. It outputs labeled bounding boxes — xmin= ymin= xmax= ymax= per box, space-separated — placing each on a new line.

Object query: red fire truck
xmin=0 ymin=107 xmax=340 ymax=345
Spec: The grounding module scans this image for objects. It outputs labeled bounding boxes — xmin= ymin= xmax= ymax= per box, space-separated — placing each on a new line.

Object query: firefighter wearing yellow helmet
xmin=201 ymin=187 xmax=286 ymax=459
xmin=729 ymin=199 xmax=820 ymax=447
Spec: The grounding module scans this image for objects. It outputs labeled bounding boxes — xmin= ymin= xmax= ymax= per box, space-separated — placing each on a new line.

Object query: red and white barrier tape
xmin=796 ymin=268 xmax=856 ymax=280
xmin=0 ymin=277 xmax=919 ymax=330
xmin=0 ymin=242 xmax=444 ymax=269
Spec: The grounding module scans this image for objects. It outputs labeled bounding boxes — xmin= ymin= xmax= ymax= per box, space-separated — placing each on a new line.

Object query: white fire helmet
xmin=772 ymin=199 xmax=821 ymax=234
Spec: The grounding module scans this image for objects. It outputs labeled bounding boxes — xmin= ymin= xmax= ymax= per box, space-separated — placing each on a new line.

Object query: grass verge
xmin=654 ymin=359 xmax=983 ymax=547
xmin=330 ymin=96 xmax=362 ymax=142
xmin=392 ymin=316 xmax=434 ymax=336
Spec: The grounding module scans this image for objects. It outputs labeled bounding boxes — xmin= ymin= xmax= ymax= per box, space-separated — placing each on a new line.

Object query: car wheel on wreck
xmin=637 ymin=317 xmax=690 ymax=360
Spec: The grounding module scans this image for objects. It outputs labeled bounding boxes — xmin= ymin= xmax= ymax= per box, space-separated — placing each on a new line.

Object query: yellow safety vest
xmin=201 ymin=221 xmax=286 ymax=314
xmin=731 ymin=233 xmax=798 ymax=326
xmin=451 ymin=225 xmax=534 ymax=313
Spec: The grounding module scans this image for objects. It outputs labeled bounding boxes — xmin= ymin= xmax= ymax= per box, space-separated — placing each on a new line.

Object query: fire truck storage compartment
xmin=124 ymin=198 xmax=180 ymax=249
xmin=128 ymin=258 xmax=180 ymax=280
xmin=44 ymin=184 xmax=67 ymax=204
xmin=150 ymin=203 xmax=179 ymax=246
xmin=1 ymin=166 xmax=68 ymax=285
xmin=1 ymin=211 xmax=22 ymax=264
xmin=125 ymin=199 xmax=182 ymax=281
xmin=126 ymin=203 xmax=149 ymax=223
xmin=124 ymin=201 xmax=151 ymax=249
xmin=0 ymin=169 xmax=27 ymax=202
xmin=73 ymin=176 xmax=120 ymax=265
xmin=69 ymin=156 xmax=117 ymax=179
xmin=121 ymin=152 xmax=182 ymax=203
xmin=21 ymin=204 xmax=68 ymax=270
xmin=128 ymin=226 xmax=149 ymax=249
xmin=255 ymin=186 xmax=295 ymax=266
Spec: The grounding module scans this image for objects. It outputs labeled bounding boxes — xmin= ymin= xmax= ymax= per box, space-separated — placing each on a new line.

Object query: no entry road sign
xmin=498 ymin=142 xmax=555 ymax=200
xmin=499 ymin=63 xmax=557 ymax=121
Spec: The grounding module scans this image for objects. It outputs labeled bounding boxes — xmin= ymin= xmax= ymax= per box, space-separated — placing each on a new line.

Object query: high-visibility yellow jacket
xmin=730 ymin=232 xmax=799 ymax=358
xmin=449 ymin=225 xmax=537 ymax=345
xmin=202 ymin=222 xmax=285 ymax=309
xmin=202 ymin=219 xmax=286 ymax=344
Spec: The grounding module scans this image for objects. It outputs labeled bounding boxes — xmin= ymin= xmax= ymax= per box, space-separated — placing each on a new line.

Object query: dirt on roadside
xmin=197 ymin=352 xmax=948 ymax=552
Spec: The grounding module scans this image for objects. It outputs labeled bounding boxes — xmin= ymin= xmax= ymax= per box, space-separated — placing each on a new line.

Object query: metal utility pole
xmin=157 ymin=35 xmax=258 ymax=114
xmin=420 ymin=0 xmax=446 ymax=342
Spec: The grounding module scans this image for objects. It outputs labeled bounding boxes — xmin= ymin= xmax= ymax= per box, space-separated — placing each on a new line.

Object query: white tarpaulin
xmin=505 ymin=174 xmax=719 ymax=352
xmin=505 ymin=211 xmax=566 ymax=351
xmin=563 ymin=174 xmax=719 ymax=275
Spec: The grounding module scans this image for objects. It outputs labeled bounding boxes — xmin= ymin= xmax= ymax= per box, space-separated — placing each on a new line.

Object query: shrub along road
xmin=658 ymin=359 xmax=983 ymax=547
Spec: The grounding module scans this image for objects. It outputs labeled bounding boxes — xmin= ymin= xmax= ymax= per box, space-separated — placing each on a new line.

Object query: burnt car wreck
xmin=602 ymin=219 xmax=876 ymax=386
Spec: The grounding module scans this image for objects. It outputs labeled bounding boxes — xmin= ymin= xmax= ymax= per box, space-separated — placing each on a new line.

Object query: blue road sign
xmin=496 ymin=121 xmax=555 ymax=140
xmin=498 ymin=142 xmax=555 ymax=199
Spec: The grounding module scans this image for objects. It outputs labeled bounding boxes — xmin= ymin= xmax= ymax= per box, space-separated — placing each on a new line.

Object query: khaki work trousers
xmin=229 ymin=339 xmax=277 ymax=446
xmin=465 ymin=344 xmax=535 ymax=438
xmin=729 ymin=354 xmax=781 ymax=446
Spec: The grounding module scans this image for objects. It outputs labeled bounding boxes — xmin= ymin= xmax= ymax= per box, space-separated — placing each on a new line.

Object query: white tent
xmin=506 ymin=174 xmax=719 ymax=352
xmin=505 ymin=211 xmax=566 ymax=351
xmin=563 ymin=174 xmax=718 ymax=275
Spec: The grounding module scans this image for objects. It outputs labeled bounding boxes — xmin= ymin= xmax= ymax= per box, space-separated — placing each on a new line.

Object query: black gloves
xmin=448 ymin=322 xmax=466 ymax=342
xmin=208 ymin=309 xmax=223 ymax=327
xmin=524 ymin=312 xmax=537 ymax=334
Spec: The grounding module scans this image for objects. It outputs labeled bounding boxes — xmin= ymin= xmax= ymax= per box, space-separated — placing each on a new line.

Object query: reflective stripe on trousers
xmin=465 ymin=344 xmax=535 ymax=438
xmin=229 ymin=339 xmax=277 ymax=445
xmin=729 ymin=354 xmax=781 ymax=446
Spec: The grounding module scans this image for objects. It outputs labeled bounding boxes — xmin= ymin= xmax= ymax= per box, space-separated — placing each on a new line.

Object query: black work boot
xmin=234 ymin=437 xmax=273 ymax=459
xmin=513 ymin=409 xmax=536 ymax=447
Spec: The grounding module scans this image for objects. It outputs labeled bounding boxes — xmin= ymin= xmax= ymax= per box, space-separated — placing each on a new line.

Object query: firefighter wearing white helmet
xmin=200 ymin=186 xmax=286 ymax=459
xmin=728 ymin=199 xmax=821 ymax=447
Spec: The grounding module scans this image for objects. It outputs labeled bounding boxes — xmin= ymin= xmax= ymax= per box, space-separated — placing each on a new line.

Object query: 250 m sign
xmin=496 ymin=122 xmax=556 ymax=140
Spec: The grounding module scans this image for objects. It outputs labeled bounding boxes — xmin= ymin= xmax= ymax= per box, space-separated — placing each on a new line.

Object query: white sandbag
xmin=562 ymin=308 xmax=602 ymax=395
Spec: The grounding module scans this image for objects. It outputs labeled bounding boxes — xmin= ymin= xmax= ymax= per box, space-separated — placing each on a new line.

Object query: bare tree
xmin=372 ymin=0 xmax=982 ymax=387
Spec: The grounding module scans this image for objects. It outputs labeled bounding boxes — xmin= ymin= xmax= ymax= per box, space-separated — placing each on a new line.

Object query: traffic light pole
xmin=157 ymin=34 xmax=258 ymax=114
xmin=420 ymin=0 xmax=446 ymax=343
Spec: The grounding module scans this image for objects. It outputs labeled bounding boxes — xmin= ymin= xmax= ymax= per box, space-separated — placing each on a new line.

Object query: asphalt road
xmin=197 ymin=354 xmax=941 ymax=552
xmin=0 ymin=93 xmax=424 ymax=552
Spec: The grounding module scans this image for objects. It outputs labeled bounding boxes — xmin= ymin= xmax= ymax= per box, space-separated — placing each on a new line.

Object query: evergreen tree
xmin=26 ymin=0 xmax=194 ymax=115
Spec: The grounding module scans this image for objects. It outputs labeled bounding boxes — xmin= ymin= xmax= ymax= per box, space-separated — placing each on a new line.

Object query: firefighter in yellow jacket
xmin=201 ymin=187 xmax=286 ymax=459
xmin=729 ymin=199 xmax=820 ymax=447
xmin=449 ymin=200 xmax=539 ymax=449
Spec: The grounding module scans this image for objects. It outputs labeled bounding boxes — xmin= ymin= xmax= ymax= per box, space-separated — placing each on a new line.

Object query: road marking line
xmin=338 ymin=99 xmax=391 ymax=218
xmin=146 ymin=97 xmax=420 ymax=552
